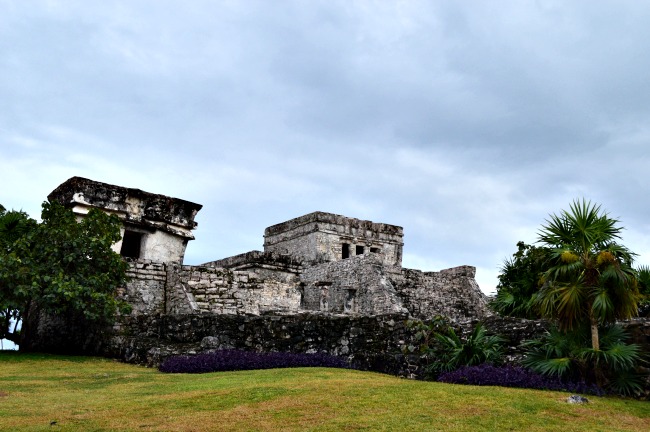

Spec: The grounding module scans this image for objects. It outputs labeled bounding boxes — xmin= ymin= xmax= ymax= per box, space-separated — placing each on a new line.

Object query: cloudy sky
xmin=2 ymin=0 xmax=650 ymax=297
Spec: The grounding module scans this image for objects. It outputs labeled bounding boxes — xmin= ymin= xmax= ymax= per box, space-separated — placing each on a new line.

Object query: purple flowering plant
xmin=438 ymin=364 xmax=604 ymax=396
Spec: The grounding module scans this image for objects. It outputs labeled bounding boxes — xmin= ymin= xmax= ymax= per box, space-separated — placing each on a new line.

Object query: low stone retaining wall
xmin=106 ymin=314 xmax=545 ymax=375
xmin=108 ymin=312 xmax=415 ymax=375
xmin=107 ymin=313 xmax=650 ymax=382
xmin=24 ymin=307 xmax=647 ymax=385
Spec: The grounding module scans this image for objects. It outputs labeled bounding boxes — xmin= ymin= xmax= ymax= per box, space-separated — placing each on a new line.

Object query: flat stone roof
xmin=48 ymin=176 xmax=202 ymax=231
xmin=264 ymin=211 xmax=403 ymax=237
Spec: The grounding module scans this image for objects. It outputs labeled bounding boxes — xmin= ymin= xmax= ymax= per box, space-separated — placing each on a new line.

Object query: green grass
xmin=0 ymin=352 xmax=648 ymax=431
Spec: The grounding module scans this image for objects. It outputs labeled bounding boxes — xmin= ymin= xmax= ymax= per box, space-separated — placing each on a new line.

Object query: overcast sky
xmin=3 ymin=0 xmax=650 ymax=298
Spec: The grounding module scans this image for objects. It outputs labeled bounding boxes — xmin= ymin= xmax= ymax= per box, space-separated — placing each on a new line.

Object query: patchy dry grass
xmin=0 ymin=352 xmax=648 ymax=431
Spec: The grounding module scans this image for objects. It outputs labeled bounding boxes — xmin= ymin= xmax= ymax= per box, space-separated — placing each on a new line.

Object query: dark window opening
xmin=345 ymin=289 xmax=356 ymax=313
xmin=298 ymin=283 xmax=305 ymax=309
xmin=370 ymin=247 xmax=380 ymax=253
xmin=320 ymin=287 xmax=329 ymax=311
xmin=356 ymin=245 xmax=364 ymax=255
xmin=342 ymin=243 xmax=350 ymax=259
xmin=120 ymin=230 xmax=143 ymax=259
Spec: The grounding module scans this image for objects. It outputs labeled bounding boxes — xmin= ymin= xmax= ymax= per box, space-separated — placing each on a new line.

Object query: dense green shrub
xmin=522 ymin=325 xmax=646 ymax=396
xmin=403 ymin=318 xmax=505 ymax=378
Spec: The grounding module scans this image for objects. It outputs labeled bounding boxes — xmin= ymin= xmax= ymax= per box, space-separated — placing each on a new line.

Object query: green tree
xmin=0 ymin=201 xmax=129 ymax=348
xmin=0 ymin=205 xmax=38 ymax=344
xmin=491 ymin=241 xmax=550 ymax=318
xmin=535 ymin=199 xmax=640 ymax=351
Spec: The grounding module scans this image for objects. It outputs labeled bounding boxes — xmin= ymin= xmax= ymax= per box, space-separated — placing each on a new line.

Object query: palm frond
xmin=602 ymin=243 xmax=636 ymax=263
xmin=524 ymin=355 xmax=573 ymax=377
xmin=544 ymin=259 xmax=584 ymax=281
xmin=602 ymin=342 xmax=640 ymax=371
xmin=598 ymin=325 xmax=628 ymax=345
xmin=552 ymin=282 xmax=589 ymax=329
xmin=609 ymin=283 xmax=640 ymax=319
xmin=606 ymin=369 xmax=646 ymax=396
xmin=591 ymin=286 xmax=614 ymax=322
xmin=539 ymin=199 xmax=623 ymax=253
xmin=637 ymin=265 xmax=650 ymax=295
xmin=538 ymin=213 xmax=573 ymax=247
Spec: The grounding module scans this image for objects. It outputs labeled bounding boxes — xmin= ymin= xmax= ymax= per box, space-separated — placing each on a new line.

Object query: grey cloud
xmin=3 ymin=1 xmax=650 ymax=294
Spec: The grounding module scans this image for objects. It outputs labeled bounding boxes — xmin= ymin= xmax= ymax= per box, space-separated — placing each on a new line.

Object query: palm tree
xmin=536 ymin=199 xmax=639 ymax=351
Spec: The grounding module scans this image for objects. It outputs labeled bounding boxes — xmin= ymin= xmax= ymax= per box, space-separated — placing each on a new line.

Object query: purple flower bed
xmin=437 ymin=364 xmax=604 ymax=396
xmin=159 ymin=350 xmax=350 ymax=374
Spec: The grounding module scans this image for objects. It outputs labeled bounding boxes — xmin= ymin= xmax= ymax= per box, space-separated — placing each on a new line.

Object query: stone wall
xmin=120 ymin=260 xmax=303 ymax=316
xmin=202 ymin=250 xmax=303 ymax=272
xmin=107 ymin=312 xmax=453 ymax=372
xmin=122 ymin=259 xmax=167 ymax=315
xmin=620 ymin=318 xmax=650 ymax=348
xmin=392 ymin=266 xmax=490 ymax=321
xmin=169 ymin=265 xmax=302 ymax=315
xmin=108 ymin=313 xmax=650 ymax=385
xmin=118 ymin=227 xmax=190 ymax=264
xmin=300 ymin=254 xmax=407 ymax=315
xmin=109 ymin=312 xmax=413 ymax=375
xmin=122 ymin=258 xmax=490 ymax=321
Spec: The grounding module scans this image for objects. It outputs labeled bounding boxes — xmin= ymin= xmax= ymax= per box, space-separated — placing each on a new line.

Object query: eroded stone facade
xmin=263 ymin=212 xmax=404 ymax=267
xmin=48 ymin=178 xmax=490 ymax=322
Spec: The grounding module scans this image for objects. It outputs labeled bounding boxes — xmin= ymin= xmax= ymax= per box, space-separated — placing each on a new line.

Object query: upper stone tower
xmin=263 ymin=211 xmax=403 ymax=267
xmin=48 ymin=177 xmax=202 ymax=263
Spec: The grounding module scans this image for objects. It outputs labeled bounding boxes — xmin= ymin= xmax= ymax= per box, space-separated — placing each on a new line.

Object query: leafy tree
xmin=491 ymin=241 xmax=550 ymax=318
xmin=535 ymin=199 xmax=640 ymax=351
xmin=0 ymin=201 xmax=129 ymax=349
xmin=0 ymin=206 xmax=38 ymax=344
xmin=0 ymin=205 xmax=37 ymax=246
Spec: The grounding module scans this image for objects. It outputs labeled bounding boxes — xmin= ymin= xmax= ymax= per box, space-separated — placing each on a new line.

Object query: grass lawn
xmin=0 ymin=352 xmax=648 ymax=431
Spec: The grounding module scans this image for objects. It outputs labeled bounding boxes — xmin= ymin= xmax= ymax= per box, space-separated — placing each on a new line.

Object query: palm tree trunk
xmin=590 ymin=312 xmax=600 ymax=351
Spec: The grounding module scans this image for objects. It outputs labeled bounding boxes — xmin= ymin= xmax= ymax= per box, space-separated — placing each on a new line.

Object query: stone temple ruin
xmin=48 ymin=177 xmax=490 ymax=322
xmin=41 ymin=178 xmax=650 ymax=380
xmin=34 ymin=176 xmax=506 ymax=371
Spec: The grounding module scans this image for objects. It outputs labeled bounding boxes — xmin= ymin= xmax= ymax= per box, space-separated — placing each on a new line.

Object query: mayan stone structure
xmin=32 ymin=177 xmax=650 ymax=389
xmin=32 ymin=178 xmax=500 ymax=368
xmin=263 ymin=211 xmax=404 ymax=267
xmin=47 ymin=176 xmax=490 ymax=321
xmin=48 ymin=177 xmax=202 ymax=263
